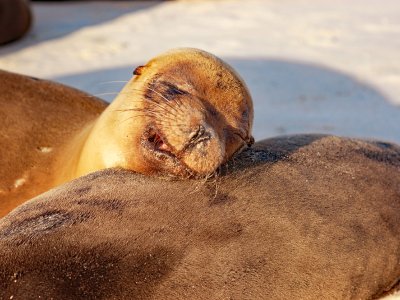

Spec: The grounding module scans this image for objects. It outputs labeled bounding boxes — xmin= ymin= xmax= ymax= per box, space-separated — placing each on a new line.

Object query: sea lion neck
xmin=70 ymin=87 xmax=142 ymax=180
xmin=54 ymin=83 xmax=141 ymax=184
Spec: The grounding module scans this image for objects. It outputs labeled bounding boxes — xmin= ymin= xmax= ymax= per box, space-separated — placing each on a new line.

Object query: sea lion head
xmin=129 ymin=48 xmax=254 ymax=177
xmin=80 ymin=48 xmax=254 ymax=179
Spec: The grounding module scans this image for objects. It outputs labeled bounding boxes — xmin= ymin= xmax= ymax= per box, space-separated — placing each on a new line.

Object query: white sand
xmin=0 ymin=0 xmax=399 ymax=143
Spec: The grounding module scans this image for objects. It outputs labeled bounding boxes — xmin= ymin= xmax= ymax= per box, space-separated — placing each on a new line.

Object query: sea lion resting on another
xmin=0 ymin=135 xmax=399 ymax=299
xmin=0 ymin=48 xmax=253 ymax=217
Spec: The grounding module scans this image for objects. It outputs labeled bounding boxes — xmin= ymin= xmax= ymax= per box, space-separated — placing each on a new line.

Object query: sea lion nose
xmin=188 ymin=124 xmax=211 ymax=145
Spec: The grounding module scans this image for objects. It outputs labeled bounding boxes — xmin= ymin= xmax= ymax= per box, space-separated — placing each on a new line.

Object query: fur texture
xmin=0 ymin=70 xmax=107 ymax=216
xmin=0 ymin=135 xmax=399 ymax=299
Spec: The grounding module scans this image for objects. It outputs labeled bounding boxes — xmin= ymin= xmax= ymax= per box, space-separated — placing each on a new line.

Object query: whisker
xmin=97 ymin=80 xmax=129 ymax=85
xmin=145 ymin=87 xmax=181 ymax=113
xmin=149 ymin=98 xmax=180 ymax=115
xmin=92 ymin=92 xmax=120 ymax=97
xmin=118 ymin=116 xmax=147 ymax=126
xmin=116 ymin=108 xmax=182 ymax=123
xmin=116 ymin=95 xmax=181 ymax=116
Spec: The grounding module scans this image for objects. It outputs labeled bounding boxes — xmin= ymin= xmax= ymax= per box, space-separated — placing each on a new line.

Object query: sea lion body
xmin=0 ymin=135 xmax=399 ymax=299
xmin=0 ymin=48 xmax=253 ymax=217
xmin=0 ymin=70 xmax=107 ymax=216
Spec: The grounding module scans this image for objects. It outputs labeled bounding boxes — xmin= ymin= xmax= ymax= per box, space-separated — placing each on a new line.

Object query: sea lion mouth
xmin=142 ymin=126 xmax=194 ymax=177
xmin=144 ymin=127 xmax=175 ymax=159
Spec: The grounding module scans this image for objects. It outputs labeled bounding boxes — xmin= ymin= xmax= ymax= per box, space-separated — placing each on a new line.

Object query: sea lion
xmin=0 ymin=70 xmax=107 ymax=216
xmin=0 ymin=48 xmax=253 ymax=217
xmin=0 ymin=135 xmax=399 ymax=299
xmin=0 ymin=0 xmax=32 ymax=45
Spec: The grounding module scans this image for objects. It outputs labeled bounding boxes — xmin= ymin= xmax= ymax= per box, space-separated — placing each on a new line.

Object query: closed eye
xmin=159 ymin=81 xmax=188 ymax=100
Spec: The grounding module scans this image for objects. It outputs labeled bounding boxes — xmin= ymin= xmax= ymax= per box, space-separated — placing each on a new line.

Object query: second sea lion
xmin=1 ymin=135 xmax=399 ymax=299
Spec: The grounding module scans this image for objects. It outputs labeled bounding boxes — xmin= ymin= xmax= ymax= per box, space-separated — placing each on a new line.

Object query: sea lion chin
xmin=0 ymin=48 xmax=253 ymax=216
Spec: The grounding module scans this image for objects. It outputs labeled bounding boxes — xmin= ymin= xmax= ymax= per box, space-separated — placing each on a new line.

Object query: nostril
xmin=189 ymin=125 xmax=202 ymax=141
xmin=188 ymin=125 xmax=210 ymax=145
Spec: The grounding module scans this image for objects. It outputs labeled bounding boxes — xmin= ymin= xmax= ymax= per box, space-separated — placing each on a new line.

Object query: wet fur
xmin=1 ymin=135 xmax=400 ymax=299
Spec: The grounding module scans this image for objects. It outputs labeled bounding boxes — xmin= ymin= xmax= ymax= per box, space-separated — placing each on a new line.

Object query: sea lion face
xmin=118 ymin=49 xmax=254 ymax=178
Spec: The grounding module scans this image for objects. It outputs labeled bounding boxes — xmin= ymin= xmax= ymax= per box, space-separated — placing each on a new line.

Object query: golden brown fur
xmin=1 ymin=135 xmax=399 ymax=299
xmin=73 ymin=48 xmax=253 ymax=179
xmin=0 ymin=70 xmax=107 ymax=217
xmin=0 ymin=49 xmax=253 ymax=217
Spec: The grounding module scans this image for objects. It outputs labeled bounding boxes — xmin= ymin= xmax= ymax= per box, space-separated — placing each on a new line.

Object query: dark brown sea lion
xmin=0 ymin=0 xmax=31 ymax=45
xmin=0 ymin=48 xmax=253 ymax=217
xmin=0 ymin=135 xmax=399 ymax=299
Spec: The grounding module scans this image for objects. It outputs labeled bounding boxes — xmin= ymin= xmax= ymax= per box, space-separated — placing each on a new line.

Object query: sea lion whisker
xmin=146 ymin=87 xmax=171 ymax=102
xmin=87 ymin=89 xmax=145 ymax=99
xmin=202 ymin=172 xmax=220 ymax=198
xmin=126 ymin=92 xmax=179 ymax=115
xmin=97 ymin=80 xmax=129 ymax=85
xmin=145 ymin=87 xmax=181 ymax=113
xmin=149 ymin=114 xmax=179 ymax=122
xmin=149 ymin=100 xmax=180 ymax=115
xmin=151 ymin=97 xmax=182 ymax=115
xmin=114 ymin=108 xmax=166 ymax=118
xmin=113 ymin=109 xmax=155 ymax=120
xmin=188 ymin=186 xmax=200 ymax=195
xmin=91 ymin=92 xmax=121 ymax=97
xmin=117 ymin=116 xmax=149 ymax=126
xmin=114 ymin=97 xmax=174 ymax=117
xmin=91 ymin=115 xmax=145 ymax=133
xmin=123 ymin=86 xmax=192 ymax=115
xmin=149 ymin=117 xmax=194 ymax=131
xmin=208 ymin=170 xmax=219 ymax=181
xmin=114 ymin=108 xmax=147 ymax=113
xmin=82 ymin=94 xmax=113 ymax=98
xmin=189 ymin=180 xmax=206 ymax=194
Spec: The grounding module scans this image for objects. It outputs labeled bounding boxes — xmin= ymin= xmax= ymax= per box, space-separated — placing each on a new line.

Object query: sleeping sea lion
xmin=0 ymin=135 xmax=399 ymax=299
xmin=0 ymin=48 xmax=253 ymax=217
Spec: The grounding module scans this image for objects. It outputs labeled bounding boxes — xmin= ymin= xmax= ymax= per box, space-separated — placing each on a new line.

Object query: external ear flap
xmin=133 ymin=66 xmax=145 ymax=76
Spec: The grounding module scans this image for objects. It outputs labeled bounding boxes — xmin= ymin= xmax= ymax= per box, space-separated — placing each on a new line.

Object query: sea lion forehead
xmin=149 ymin=48 xmax=219 ymax=65
xmin=137 ymin=49 xmax=252 ymax=100
xmin=142 ymin=49 xmax=236 ymax=80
